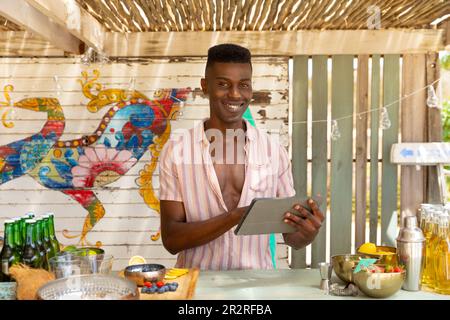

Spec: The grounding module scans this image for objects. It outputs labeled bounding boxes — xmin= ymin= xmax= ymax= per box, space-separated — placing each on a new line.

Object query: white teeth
xmin=225 ymin=103 xmax=242 ymax=111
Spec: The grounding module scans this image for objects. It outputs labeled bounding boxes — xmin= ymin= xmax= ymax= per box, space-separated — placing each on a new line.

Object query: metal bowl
xmin=353 ymin=268 xmax=405 ymax=298
xmin=124 ymin=264 xmax=166 ymax=286
xmin=37 ymin=274 xmax=139 ymax=300
xmin=331 ymin=254 xmax=367 ymax=283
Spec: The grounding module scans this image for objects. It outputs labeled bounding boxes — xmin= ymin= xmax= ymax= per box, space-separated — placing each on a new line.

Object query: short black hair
xmin=206 ymin=43 xmax=252 ymax=70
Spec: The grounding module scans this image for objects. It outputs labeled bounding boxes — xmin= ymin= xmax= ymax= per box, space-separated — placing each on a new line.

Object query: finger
xmin=284 ymin=215 xmax=316 ymax=233
xmin=284 ymin=212 xmax=305 ymax=225
xmin=308 ymin=198 xmax=325 ymax=222
xmin=292 ymin=204 xmax=310 ymax=218
xmin=303 ymin=212 xmax=322 ymax=229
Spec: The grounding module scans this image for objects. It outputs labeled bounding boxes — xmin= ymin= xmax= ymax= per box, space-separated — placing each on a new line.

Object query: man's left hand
xmin=282 ymin=198 xmax=325 ymax=250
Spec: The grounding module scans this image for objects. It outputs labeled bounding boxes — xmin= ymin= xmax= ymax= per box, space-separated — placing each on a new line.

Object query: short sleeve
xmin=159 ymin=141 xmax=183 ymax=202
xmin=276 ymin=145 xmax=296 ymax=198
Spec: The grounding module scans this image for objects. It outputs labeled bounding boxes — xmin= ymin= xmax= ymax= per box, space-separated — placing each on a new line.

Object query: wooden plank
xmin=310 ymin=55 xmax=328 ymax=266
xmin=0 ymin=0 xmax=83 ymax=54
xmin=381 ymin=54 xmax=400 ymax=246
xmin=291 ymin=55 xmax=308 ymax=268
xmin=330 ymin=55 xmax=353 ymax=256
xmin=369 ymin=54 xmax=381 ymax=244
xmin=355 ymin=55 xmax=369 ymax=249
xmin=104 ymin=29 xmax=446 ymax=56
xmin=426 ymin=52 xmax=442 ymax=203
xmin=25 ymin=0 xmax=110 ymax=53
xmin=400 ymin=54 xmax=427 ymax=224
xmin=0 ymin=31 xmax=64 ymax=56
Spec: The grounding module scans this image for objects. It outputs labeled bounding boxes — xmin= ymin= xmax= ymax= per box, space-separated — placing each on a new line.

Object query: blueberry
xmin=141 ymin=287 xmax=149 ymax=294
xmin=148 ymin=287 xmax=157 ymax=293
xmin=157 ymin=287 xmax=165 ymax=294
xmin=169 ymin=285 xmax=177 ymax=292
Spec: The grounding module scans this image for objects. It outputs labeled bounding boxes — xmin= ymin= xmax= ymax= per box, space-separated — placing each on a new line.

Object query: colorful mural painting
xmin=0 ymin=70 xmax=190 ymax=246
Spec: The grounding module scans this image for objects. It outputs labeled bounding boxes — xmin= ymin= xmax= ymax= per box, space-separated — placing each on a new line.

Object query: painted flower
xmin=72 ymin=144 xmax=137 ymax=188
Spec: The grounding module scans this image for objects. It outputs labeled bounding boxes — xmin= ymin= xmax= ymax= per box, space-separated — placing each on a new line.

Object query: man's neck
xmin=204 ymin=118 xmax=246 ymax=136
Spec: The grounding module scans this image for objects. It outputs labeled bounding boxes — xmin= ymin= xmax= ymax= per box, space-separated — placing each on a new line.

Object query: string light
xmin=426 ymin=85 xmax=439 ymax=108
xmin=291 ymin=78 xmax=441 ymax=127
xmin=128 ymin=77 xmax=136 ymax=97
xmin=330 ymin=120 xmax=341 ymax=141
xmin=380 ymin=107 xmax=391 ymax=130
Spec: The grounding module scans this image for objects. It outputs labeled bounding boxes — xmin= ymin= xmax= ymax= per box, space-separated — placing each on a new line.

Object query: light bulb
xmin=331 ymin=120 xmax=341 ymax=141
xmin=380 ymin=107 xmax=391 ymax=130
xmin=53 ymin=75 xmax=63 ymax=97
xmin=426 ymin=85 xmax=439 ymax=108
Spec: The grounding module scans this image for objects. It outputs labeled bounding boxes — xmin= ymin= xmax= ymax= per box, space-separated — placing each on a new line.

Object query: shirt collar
xmin=194 ymin=118 xmax=257 ymax=144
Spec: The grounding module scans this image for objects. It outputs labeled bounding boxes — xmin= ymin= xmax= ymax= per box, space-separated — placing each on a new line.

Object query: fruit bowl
xmin=353 ymin=266 xmax=405 ymax=298
xmin=331 ymin=254 xmax=367 ymax=283
xmin=124 ymin=264 xmax=166 ymax=287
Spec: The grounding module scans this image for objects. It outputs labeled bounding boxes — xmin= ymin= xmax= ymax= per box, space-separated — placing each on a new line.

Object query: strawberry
xmin=144 ymin=281 xmax=152 ymax=288
xmin=393 ymin=266 xmax=402 ymax=273
xmin=156 ymin=281 xmax=165 ymax=288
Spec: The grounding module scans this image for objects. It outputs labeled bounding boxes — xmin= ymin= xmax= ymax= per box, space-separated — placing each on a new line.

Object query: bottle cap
xmin=397 ymin=216 xmax=425 ymax=243
xmin=25 ymin=219 xmax=36 ymax=224
xmin=4 ymin=219 xmax=14 ymax=224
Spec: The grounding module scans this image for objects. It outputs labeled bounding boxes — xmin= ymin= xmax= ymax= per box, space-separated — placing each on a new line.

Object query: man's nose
xmin=229 ymin=85 xmax=241 ymax=99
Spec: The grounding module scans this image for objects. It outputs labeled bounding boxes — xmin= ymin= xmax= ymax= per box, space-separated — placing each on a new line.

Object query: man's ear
xmin=200 ymin=78 xmax=208 ymax=95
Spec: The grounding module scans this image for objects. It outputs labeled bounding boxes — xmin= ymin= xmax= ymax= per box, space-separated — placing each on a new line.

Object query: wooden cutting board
xmin=119 ymin=268 xmax=200 ymax=300
xmin=140 ymin=268 xmax=199 ymax=300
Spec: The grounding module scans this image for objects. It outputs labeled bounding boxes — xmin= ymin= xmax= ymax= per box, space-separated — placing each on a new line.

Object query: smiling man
xmin=159 ymin=43 xmax=324 ymax=270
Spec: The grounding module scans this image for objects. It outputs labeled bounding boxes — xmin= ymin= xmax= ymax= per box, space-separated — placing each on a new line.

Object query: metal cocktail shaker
xmin=396 ymin=216 xmax=425 ymax=291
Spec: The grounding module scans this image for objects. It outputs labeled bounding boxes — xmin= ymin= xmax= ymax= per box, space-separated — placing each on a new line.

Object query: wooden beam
xmin=105 ymin=29 xmax=445 ymax=56
xmin=0 ymin=0 xmax=82 ymax=54
xmin=444 ymin=21 xmax=450 ymax=50
xmin=24 ymin=0 xmax=111 ymax=53
xmin=0 ymin=31 xmax=64 ymax=56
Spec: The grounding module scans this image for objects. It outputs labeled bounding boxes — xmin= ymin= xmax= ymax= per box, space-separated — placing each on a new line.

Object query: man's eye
xmin=218 ymin=82 xmax=229 ymax=88
xmin=240 ymin=83 xmax=250 ymax=89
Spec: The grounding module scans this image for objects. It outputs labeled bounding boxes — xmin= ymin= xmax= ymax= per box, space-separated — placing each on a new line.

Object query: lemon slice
xmin=128 ymin=255 xmax=147 ymax=266
xmin=358 ymin=242 xmax=377 ymax=254
xmin=164 ymin=268 xmax=189 ymax=280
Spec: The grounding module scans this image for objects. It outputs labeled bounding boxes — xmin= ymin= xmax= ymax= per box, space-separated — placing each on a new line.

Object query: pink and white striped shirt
xmin=159 ymin=119 xmax=295 ymax=270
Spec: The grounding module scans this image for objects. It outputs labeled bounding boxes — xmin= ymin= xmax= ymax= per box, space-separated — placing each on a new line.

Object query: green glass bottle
xmin=1 ymin=220 xmax=21 ymax=280
xmin=22 ymin=220 xmax=42 ymax=269
xmin=20 ymin=216 xmax=29 ymax=244
xmin=12 ymin=219 xmax=23 ymax=259
xmin=41 ymin=215 xmax=55 ymax=259
xmin=47 ymin=213 xmax=60 ymax=255
xmin=35 ymin=218 xmax=48 ymax=270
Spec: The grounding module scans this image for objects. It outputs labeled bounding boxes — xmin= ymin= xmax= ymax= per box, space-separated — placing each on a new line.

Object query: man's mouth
xmin=224 ymin=102 xmax=245 ymax=113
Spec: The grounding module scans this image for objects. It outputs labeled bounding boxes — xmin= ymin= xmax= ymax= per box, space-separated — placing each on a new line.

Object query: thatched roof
xmin=1 ymin=0 xmax=448 ymax=32
xmin=77 ymin=0 xmax=449 ymax=32
xmin=0 ymin=1 xmax=448 ymax=56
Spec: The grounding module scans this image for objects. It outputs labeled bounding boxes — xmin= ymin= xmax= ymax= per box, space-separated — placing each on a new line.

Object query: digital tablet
xmin=234 ymin=195 xmax=323 ymax=236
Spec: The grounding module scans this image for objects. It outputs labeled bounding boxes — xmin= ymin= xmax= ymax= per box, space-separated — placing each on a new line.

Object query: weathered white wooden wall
xmin=0 ymin=57 xmax=289 ymax=270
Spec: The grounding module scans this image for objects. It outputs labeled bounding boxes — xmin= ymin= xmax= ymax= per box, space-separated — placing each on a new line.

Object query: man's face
xmin=201 ymin=62 xmax=253 ymax=125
